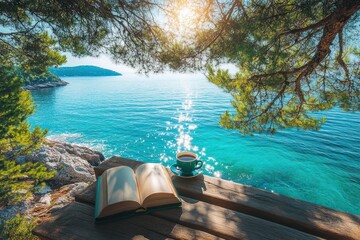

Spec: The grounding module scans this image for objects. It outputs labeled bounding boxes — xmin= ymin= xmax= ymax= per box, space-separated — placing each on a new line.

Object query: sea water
xmin=28 ymin=74 xmax=360 ymax=215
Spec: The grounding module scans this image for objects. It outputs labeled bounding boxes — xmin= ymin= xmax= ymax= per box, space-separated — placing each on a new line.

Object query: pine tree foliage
xmin=1 ymin=1 xmax=359 ymax=135
xmin=0 ymin=0 xmax=168 ymax=206
xmin=0 ymin=214 xmax=39 ymax=240
xmin=163 ymin=0 xmax=360 ymax=134
xmin=0 ymin=0 xmax=167 ymax=73
xmin=0 ymin=65 xmax=55 ymax=205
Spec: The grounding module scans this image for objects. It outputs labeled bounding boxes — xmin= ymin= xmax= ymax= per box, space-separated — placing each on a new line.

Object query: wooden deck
xmin=34 ymin=156 xmax=360 ymax=240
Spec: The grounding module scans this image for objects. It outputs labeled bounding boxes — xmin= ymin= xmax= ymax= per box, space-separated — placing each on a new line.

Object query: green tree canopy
xmin=0 ymin=0 xmax=165 ymax=205
xmin=0 ymin=65 xmax=55 ymax=205
xmin=161 ymin=0 xmax=360 ymax=133
xmin=0 ymin=0 xmax=168 ymax=73
xmin=1 ymin=0 xmax=359 ymax=147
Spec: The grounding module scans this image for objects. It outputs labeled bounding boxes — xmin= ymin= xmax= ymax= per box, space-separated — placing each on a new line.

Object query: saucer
xmin=170 ymin=164 xmax=202 ymax=178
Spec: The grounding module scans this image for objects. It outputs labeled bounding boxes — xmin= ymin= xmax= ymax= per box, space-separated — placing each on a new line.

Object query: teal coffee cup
xmin=176 ymin=152 xmax=203 ymax=173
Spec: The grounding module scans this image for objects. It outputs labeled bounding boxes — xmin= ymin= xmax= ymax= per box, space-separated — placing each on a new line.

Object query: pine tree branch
xmin=279 ymin=13 xmax=334 ymax=36
xmin=336 ymin=28 xmax=351 ymax=82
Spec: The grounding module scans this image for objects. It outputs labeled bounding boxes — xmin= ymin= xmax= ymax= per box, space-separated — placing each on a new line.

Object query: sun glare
xmin=177 ymin=8 xmax=193 ymax=23
xmin=168 ymin=3 xmax=198 ymax=38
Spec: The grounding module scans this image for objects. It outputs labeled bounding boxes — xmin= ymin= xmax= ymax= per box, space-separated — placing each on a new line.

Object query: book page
xmin=106 ymin=166 xmax=141 ymax=206
xmin=135 ymin=163 xmax=174 ymax=204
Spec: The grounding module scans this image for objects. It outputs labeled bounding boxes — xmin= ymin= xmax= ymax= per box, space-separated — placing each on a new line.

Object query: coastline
xmin=27 ymin=76 xmax=360 ymax=216
xmin=0 ymin=139 xmax=104 ymax=225
xmin=23 ymin=79 xmax=69 ymax=90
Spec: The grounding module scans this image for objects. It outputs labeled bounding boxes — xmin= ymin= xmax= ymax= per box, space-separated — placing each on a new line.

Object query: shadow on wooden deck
xmin=33 ymin=156 xmax=360 ymax=240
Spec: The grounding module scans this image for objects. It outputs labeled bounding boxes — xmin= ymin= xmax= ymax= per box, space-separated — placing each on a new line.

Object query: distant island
xmin=22 ymin=65 xmax=122 ymax=90
xmin=49 ymin=65 xmax=122 ymax=77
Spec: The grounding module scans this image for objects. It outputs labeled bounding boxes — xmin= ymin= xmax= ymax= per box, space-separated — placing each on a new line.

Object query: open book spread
xmin=95 ymin=163 xmax=181 ymax=221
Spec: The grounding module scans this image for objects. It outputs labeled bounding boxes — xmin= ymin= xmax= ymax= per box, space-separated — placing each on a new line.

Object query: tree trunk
xmin=294 ymin=0 xmax=360 ymax=100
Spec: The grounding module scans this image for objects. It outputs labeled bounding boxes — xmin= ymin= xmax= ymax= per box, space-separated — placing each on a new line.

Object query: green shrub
xmin=0 ymin=214 xmax=39 ymax=240
xmin=0 ymin=66 xmax=56 ymax=205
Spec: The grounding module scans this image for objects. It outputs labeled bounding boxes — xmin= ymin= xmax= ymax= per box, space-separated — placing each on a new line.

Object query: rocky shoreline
xmin=0 ymin=140 xmax=105 ymax=225
xmin=23 ymin=79 xmax=68 ymax=90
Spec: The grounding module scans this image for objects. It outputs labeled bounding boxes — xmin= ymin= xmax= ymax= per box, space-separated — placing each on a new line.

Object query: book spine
xmin=94 ymin=176 xmax=101 ymax=222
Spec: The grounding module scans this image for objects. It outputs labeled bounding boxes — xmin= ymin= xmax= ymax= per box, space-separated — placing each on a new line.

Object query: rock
xmin=29 ymin=145 xmax=94 ymax=185
xmin=0 ymin=197 xmax=33 ymax=225
xmin=23 ymin=80 xmax=68 ymax=91
xmin=0 ymin=182 xmax=89 ymax=224
xmin=50 ymin=182 xmax=89 ymax=212
xmin=47 ymin=139 xmax=105 ymax=166
xmin=2 ymin=140 xmax=103 ymax=224
xmin=37 ymin=184 xmax=52 ymax=195
xmin=25 ymin=85 xmax=35 ymax=90
xmin=39 ymin=194 xmax=51 ymax=206
xmin=23 ymin=140 xmax=104 ymax=186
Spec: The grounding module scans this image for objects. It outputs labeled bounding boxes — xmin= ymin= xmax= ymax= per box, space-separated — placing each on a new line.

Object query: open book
xmin=95 ymin=163 xmax=181 ymax=222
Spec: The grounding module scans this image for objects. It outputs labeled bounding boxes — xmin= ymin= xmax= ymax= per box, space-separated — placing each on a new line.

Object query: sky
xmin=63 ymin=52 xmax=238 ymax=78
xmin=63 ymin=53 xmax=138 ymax=75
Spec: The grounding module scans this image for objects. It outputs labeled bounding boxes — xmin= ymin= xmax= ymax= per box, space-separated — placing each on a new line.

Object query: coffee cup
xmin=176 ymin=151 xmax=203 ymax=173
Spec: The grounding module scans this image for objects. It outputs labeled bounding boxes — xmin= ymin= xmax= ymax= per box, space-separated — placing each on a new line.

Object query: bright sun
xmin=172 ymin=6 xmax=197 ymax=36
xmin=166 ymin=1 xmax=200 ymax=39
xmin=177 ymin=8 xmax=193 ymax=23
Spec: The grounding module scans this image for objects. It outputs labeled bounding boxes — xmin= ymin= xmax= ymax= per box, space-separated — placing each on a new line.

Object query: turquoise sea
xmin=28 ymin=75 xmax=360 ymax=215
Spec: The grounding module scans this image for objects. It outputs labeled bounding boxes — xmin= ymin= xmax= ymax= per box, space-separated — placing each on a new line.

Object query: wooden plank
xmin=128 ymin=214 xmax=224 ymax=240
xmin=155 ymin=197 xmax=323 ymax=240
xmin=33 ymin=202 xmax=164 ymax=240
xmin=76 ymin=186 xmax=323 ymax=240
xmin=91 ymin=156 xmax=360 ymax=240
xmin=171 ymin=173 xmax=360 ymax=240
xmin=33 ymin=202 xmax=222 ymax=240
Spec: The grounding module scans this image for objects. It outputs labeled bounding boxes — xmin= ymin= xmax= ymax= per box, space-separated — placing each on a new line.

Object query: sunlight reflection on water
xmin=175 ymin=97 xmax=196 ymax=152
xmin=29 ymin=76 xmax=360 ymax=215
xmin=170 ymin=97 xmax=224 ymax=178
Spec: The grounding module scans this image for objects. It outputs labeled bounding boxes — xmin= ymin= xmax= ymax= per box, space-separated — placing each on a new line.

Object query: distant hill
xmin=49 ymin=65 xmax=122 ymax=77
